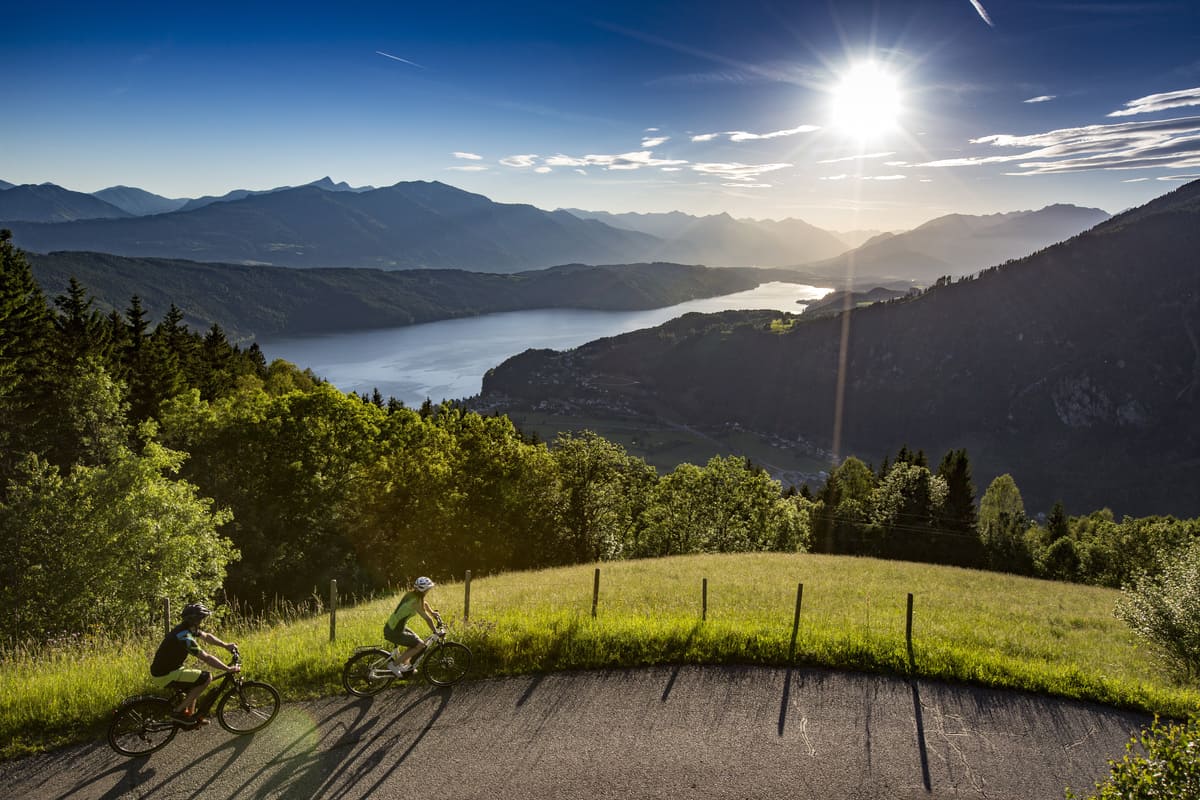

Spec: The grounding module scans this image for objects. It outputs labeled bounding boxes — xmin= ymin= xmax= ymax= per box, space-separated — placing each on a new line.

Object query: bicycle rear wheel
xmin=423 ymin=642 xmax=472 ymax=687
xmin=216 ymin=681 xmax=281 ymax=734
xmin=107 ymin=696 xmax=178 ymax=757
xmin=343 ymin=648 xmax=395 ymax=696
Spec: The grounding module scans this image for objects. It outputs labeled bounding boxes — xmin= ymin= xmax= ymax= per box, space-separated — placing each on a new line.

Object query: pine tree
xmin=937 ymin=448 xmax=977 ymax=536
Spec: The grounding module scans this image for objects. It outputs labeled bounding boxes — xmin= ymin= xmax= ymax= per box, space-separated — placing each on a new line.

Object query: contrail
xmin=968 ymin=0 xmax=994 ymax=26
xmin=376 ymin=51 xmax=426 ymax=69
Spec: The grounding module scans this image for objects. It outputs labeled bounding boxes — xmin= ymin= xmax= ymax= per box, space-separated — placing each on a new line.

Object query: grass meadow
xmin=3 ymin=552 xmax=1198 ymax=759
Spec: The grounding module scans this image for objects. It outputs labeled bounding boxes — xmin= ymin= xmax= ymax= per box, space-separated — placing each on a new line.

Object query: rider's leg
xmin=155 ymin=669 xmax=211 ymax=714
xmin=389 ymin=627 xmax=424 ymax=668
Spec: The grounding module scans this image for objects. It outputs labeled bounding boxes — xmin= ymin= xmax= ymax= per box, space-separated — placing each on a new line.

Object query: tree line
xmin=3 ymin=229 xmax=1196 ymax=653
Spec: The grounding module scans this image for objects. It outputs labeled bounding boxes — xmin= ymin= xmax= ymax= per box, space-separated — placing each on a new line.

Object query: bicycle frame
xmin=171 ymin=655 xmax=243 ymax=721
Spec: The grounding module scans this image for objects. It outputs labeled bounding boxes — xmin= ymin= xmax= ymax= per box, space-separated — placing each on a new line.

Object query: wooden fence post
xmin=702 ymin=577 xmax=708 ymax=621
xmin=464 ymin=570 xmax=472 ymax=623
xmin=591 ymin=567 xmax=601 ymax=618
xmin=163 ymin=597 xmax=171 ymax=635
xmin=789 ymin=583 xmax=804 ymax=660
xmin=905 ymin=592 xmax=915 ymax=670
xmin=329 ymin=579 xmax=338 ymax=642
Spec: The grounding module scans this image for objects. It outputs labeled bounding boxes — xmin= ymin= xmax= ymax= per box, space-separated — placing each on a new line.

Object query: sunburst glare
xmin=830 ymin=60 xmax=902 ymax=141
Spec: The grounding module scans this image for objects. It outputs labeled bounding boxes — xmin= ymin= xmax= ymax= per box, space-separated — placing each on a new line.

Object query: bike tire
xmin=343 ymin=648 xmax=395 ymax=696
xmin=423 ymin=641 xmax=472 ymax=687
xmin=107 ymin=696 xmax=178 ymax=757
xmin=216 ymin=680 xmax=281 ymax=734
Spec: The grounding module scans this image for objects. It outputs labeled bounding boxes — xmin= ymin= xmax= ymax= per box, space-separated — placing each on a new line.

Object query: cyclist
xmin=383 ymin=577 xmax=442 ymax=677
xmin=150 ymin=603 xmax=240 ymax=724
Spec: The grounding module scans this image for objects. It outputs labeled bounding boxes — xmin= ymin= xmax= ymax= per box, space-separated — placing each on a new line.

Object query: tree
xmin=550 ymin=430 xmax=655 ymax=562
xmin=1065 ymin=716 xmax=1199 ymax=800
xmin=977 ymin=474 xmax=1031 ymax=573
xmin=936 ymin=449 xmax=976 ymax=536
xmin=1115 ymin=538 xmax=1200 ymax=681
xmin=813 ymin=456 xmax=876 ymax=552
xmin=0 ymin=230 xmax=54 ymax=480
xmin=0 ymin=441 xmax=236 ymax=641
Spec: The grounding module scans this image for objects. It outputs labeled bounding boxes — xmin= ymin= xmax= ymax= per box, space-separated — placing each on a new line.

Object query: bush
xmin=1115 ymin=539 xmax=1200 ymax=681
xmin=1065 ymin=715 xmax=1200 ymax=799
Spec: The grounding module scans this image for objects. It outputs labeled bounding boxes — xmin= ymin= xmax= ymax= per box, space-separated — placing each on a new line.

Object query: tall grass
xmin=3 ymin=552 xmax=1198 ymax=759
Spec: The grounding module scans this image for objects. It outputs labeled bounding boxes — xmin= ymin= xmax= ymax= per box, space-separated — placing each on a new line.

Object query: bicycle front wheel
xmin=107 ymin=696 xmax=178 ymax=757
xmin=343 ymin=648 xmax=395 ymax=696
xmin=216 ymin=681 xmax=281 ymax=734
xmin=423 ymin=642 xmax=472 ymax=687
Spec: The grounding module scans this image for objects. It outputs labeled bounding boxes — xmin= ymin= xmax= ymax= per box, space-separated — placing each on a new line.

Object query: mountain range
xmin=476 ymin=179 xmax=1200 ymax=518
xmin=800 ymin=204 xmax=1111 ymax=284
xmin=1 ymin=178 xmax=1107 ymax=279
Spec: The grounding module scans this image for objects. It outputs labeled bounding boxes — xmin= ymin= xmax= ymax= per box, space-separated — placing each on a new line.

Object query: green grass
xmin=3 ymin=552 xmax=1198 ymax=759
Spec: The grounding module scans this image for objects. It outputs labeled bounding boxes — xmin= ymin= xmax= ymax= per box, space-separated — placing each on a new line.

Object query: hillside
xmin=27 ymin=252 xmax=769 ymax=340
xmin=92 ymin=185 xmax=188 ymax=216
xmin=7 ymin=181 xmax=660 ymax=271
xmin=802 ymin=203 xmax=1110 ymax=283
xmin=565 ymin=208 xmax=850 ymax=266
xmin=478 ymin=180 xmax=1200 ymax=517
xmin=0 ymin=184 xmax=131 ymax=223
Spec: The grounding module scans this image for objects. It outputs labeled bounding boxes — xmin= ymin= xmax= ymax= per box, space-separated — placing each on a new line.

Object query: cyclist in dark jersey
xmin=150 ymin=603 xmax=239 ymax=724
xmin=383 ymin=577 xmax=441 ymax=676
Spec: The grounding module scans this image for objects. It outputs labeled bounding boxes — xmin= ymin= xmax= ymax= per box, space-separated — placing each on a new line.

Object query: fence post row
xmin=592 ymin=568 xmax=601 ymax=618
xmin=464 ymin=570 xmax=472 ymax=623
xmin=329 ymin=579 xmax=338 ymax=643
xmin=702 ymin=577 xmax=708 ymax=621
xmin=163 ymin=597 xmax=171 ymax=635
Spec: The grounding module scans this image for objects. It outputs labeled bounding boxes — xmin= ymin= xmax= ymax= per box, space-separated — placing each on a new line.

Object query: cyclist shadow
xmin=52 ymin=743 xmax=160 ymax=800
xmin=249 ymin=686 xmax=454 ymax=800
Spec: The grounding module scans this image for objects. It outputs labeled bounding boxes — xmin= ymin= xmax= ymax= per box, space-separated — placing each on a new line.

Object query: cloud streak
xmin=691 ymin=124 xmax=819 ymax=143
xmin=1108 ymin=87 xmax=1200 ymax=117
xmin=1024 ymin=95 xmax=1055 ymax=104
xmin=452 ymin=152 xmax=483 ymax=160
xmin=968 ymin=0 xmax=995 ymax=27
xmin=376 ymin=51 xmax=426 ymax=69
xmin=919 ymin=113 xmax=1200 ymax=175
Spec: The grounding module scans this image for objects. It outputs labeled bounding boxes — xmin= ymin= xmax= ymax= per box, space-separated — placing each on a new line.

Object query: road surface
xmin=0 ymin=666 xmax=1147 ymax=799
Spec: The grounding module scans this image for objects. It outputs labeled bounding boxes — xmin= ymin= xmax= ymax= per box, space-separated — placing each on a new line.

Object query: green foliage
xmin=0 ymin=441 xmax=235 ymax=641
xmin=1115 ymin=539 xmax=1200 ymax=681
xmin=1066 ymin=716 xmax=1200 ymax=800
xmin=978 ymin=474 xmax=1031 ymax=572
xmin=550 ymin=430 xmax=656 ymax=562
xmin=0 ymin=230 xmax=53 ymax=476
xmin=636 ymin=455 xmax=809 ymax=557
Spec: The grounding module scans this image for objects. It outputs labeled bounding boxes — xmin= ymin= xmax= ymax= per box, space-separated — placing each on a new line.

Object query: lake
xmin=258 ymin=281 xmax=828 ymax=406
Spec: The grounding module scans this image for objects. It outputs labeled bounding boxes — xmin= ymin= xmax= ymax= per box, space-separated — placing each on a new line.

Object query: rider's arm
xmin=194 ymin=646 xmax=238 ymax=672
xmin=198 ymin=630 xmax=237 ymax=652
xmin=420 ymin=601 xmax=440 ymax=632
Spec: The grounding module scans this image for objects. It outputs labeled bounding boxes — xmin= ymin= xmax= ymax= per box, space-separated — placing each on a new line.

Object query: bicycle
xmin=342 ymin=618 xmax=472 ymax=696
xmin=107 ymin=647 xmax=281 ymax=757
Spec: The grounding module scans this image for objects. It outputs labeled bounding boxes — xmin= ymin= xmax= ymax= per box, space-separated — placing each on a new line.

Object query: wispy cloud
xmin=1024 ymin=95 xmax=1055 ymax=104
xmin=918 ymin=113 xmax=1200 ymax=175
xmin=968 ymin=0 xmax=995 ymax=27
xmin=534 ymin=166 xmax=552 ymax=174
xmin=447 ymin=165 xmax=488 ymax=172
xmin=376 ymin=51 xmax=426 ymax=69
xmin=508 ymin=151 xmax=688 ymax=172
xmin=690 ymin=124 xmax=819 ymax=143
xmin=691 ymin=161 xmax=792 ymax=181
xmin=861 ymin=174 xmax=907 ymax=181
xmin=452 ymin=152 xmax=483 ymax=160
xmin=721 ymin=183 xmax=772 ymax=188
xmin=1108 ymin=87 xmax=1200 ymax=117
xmin=817 ymin=152 xmax=896 ymax=164
xmin=642 ymin=136 xmax=670 ymax=147
xmin=500 ymin=154 xmax=540 ymax=168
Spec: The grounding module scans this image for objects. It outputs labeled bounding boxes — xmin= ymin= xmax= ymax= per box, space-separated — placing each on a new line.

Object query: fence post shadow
xmin=661 ymin=622 xmax=703 ymax=702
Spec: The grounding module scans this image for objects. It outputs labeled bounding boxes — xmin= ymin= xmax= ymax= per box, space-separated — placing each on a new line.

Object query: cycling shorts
xmin=384 ymin=624 xmax=422 ymax=647
xmin=150 ymin=667 xmax=210 ymax=690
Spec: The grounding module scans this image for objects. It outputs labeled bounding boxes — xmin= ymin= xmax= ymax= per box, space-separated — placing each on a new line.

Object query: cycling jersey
xmin=151 ymin=623 xmax=203 ymax=677
xmin=384 ymin=591 xmax=424 ymax=644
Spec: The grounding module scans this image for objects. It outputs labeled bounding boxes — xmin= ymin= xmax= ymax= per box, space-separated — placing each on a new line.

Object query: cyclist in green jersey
xmin=382 ymin=577 xmax=441 ymax=677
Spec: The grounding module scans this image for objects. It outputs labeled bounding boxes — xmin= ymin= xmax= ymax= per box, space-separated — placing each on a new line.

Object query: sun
xmin=830 ymin=61 xmax=902 ymax=140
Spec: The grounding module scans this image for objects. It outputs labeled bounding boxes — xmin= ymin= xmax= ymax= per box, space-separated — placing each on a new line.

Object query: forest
xmin=2 ymin=230 xmax=1196 ymax=647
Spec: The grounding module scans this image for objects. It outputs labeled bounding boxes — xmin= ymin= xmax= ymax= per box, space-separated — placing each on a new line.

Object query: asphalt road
xmin=1 ymin=666 xmax=1148 ymax=800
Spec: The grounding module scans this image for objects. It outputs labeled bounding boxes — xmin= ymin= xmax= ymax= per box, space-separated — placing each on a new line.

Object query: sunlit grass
xmin=3 ymin=552 xmax=1198 ymax=759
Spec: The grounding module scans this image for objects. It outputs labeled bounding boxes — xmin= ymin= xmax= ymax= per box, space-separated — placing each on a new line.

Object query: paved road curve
xmin=1 ymin=666 xmax=1148 ymax=799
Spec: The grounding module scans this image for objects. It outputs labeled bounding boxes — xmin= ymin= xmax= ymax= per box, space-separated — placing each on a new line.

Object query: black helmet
xmin=181 ymin=603 xmax=212 ymax=622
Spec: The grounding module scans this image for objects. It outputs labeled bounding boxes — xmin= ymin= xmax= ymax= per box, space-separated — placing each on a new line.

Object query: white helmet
xmin=414 ymin=576 xmax=435 ymax=592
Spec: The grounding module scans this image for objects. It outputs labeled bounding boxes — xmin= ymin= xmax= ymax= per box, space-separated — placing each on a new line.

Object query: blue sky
xmin=3 ymin=0 xmax=1199 ymax=230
